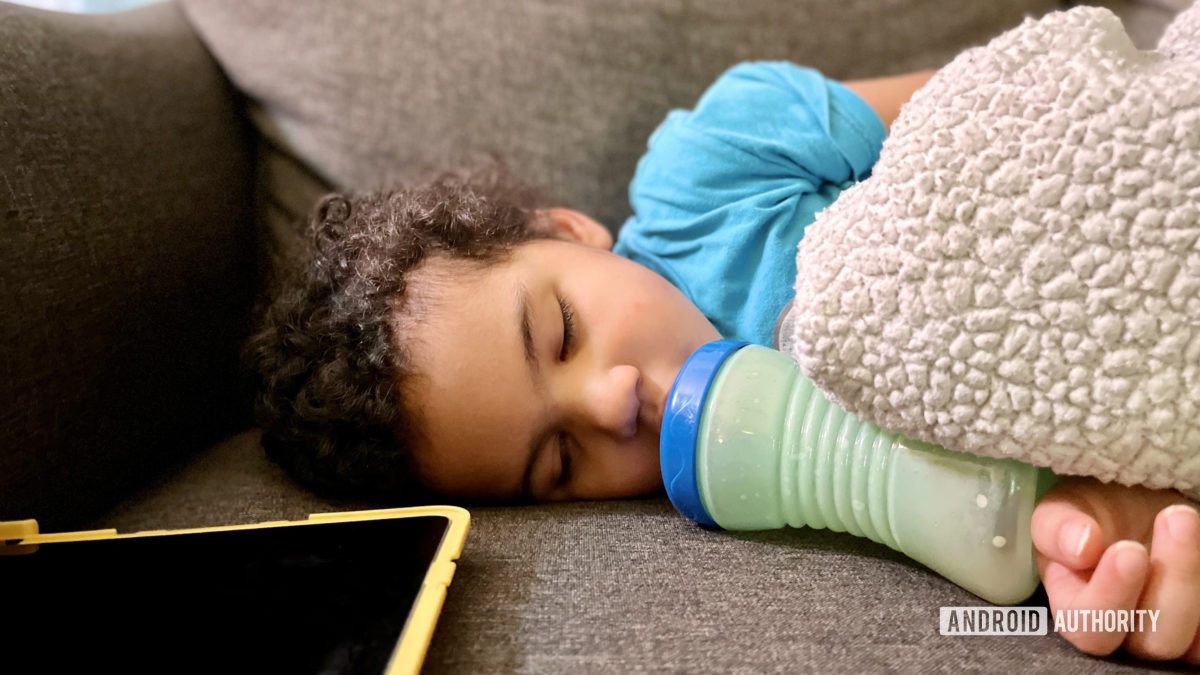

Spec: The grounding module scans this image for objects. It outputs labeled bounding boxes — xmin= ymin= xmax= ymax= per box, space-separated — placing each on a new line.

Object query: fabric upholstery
xmin=0 ymin=0 xmax=257 ymax=530
xmin=180 ymin=0 xmax=1059 ymax=262
xmin=95 ymin=431 xmax=1159 ymax=673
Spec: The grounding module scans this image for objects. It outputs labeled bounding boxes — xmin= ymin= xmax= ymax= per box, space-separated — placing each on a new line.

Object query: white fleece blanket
xmin=788 ymin=3 xmax=1200 ymax=499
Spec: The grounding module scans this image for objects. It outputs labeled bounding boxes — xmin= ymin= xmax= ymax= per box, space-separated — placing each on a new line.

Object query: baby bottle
xmin=660 ymin=339 xmax=1059 ymax=605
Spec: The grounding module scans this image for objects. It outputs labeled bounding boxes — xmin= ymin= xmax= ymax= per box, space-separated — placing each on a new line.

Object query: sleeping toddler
xmin=245 ymin=18 xmax=1200 ymax=667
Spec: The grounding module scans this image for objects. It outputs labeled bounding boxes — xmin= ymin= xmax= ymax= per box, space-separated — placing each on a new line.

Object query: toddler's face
xmin=399 ymin=209 xmax=721 ymax=502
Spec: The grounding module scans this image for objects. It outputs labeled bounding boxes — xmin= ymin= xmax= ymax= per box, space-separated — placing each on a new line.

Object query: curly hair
xmin=243 ymin=166 xmax=554 ymax=503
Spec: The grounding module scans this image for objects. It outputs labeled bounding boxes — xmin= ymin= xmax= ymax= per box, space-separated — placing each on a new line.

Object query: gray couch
xmin=1 ymin=0 xmax=1189 ymax=671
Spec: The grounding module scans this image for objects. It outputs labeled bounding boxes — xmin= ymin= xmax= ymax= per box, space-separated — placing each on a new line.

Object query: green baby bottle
xmin=660 ymin=340 xmax=1058 ymax=605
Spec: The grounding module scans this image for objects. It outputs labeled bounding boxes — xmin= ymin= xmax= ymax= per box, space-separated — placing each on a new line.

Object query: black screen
xmin=4 ymin=515 xmax=451 ymax=674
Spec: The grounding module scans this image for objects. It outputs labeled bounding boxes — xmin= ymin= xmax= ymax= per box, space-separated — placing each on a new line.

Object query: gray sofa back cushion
xmin=0 ymin=1 xmax=257 ymax=529
xmin=181 ymin=0 xmax=1061 ymax=251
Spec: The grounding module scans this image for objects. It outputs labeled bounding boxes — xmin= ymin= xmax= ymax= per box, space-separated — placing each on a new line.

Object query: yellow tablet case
xmin=0 ymin=505 xmax=469 ymax=675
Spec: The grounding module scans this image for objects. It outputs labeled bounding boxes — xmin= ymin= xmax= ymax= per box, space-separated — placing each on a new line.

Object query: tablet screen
xmin=5 ymin=515 xmax=451 ymax=674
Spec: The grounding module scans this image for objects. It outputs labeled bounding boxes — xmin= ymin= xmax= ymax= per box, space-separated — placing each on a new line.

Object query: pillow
xmin=180 ymin=0 xmax=1058 ymax=257
xmin=789 ymin=5 xmax=1200 ymax=498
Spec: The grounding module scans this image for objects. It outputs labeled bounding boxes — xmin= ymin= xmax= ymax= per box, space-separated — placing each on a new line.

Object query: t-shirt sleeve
xmin=615 ymin=61 xmax=886 ymax=345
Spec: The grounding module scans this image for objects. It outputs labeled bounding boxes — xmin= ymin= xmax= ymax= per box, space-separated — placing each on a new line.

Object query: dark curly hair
xmin=243 ymin=165 xmax=555 ymax=503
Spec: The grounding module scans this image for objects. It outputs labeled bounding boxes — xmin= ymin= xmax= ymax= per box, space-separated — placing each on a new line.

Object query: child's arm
xmin=842 ymin=70 xmax=936 ymax=131
xmin=1032 ymin=479 xmax=1200 ymax=663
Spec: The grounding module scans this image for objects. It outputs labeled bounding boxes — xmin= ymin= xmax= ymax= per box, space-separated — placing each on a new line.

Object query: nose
xmin=578 ymin=364 xmax=642 ymax=438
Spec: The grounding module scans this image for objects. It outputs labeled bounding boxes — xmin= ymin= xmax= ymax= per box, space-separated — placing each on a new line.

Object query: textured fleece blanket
xmin=788 ymin=3 xmax=1200 ymax=500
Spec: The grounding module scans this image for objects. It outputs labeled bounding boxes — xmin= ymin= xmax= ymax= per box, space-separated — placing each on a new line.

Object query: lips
xmin=647 ymin=387 xmax=667 ymax=435
xmin=636 ymin=386 xmax=666 ymax=437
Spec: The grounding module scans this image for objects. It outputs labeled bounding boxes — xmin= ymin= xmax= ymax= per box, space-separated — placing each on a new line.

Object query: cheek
xmin=574 ymin=276 xmax=653 ymax=332
xmin=613 ymin=270 xmax=690 ymax=325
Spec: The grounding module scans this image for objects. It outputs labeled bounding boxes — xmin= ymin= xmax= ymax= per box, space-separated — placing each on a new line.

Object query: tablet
xmin=1 ymin=505 xmax=469 ymax=674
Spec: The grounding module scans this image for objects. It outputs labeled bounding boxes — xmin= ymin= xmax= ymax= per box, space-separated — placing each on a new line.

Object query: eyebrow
xmin=516 ymin=283 xmax=543 ymax=501
xmin=518 ymin=282 xmax=539 ymax=376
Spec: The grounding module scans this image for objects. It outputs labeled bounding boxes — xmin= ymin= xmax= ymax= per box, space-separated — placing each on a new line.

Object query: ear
xmin=539 ymin=208 xmax=614 ymax=250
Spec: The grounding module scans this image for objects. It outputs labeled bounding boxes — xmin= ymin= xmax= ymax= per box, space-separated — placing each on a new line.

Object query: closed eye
xmin=558 ymin=296 xmax=576 ymax=360
xmin=556 ymin=431 xmax=573 ymax=488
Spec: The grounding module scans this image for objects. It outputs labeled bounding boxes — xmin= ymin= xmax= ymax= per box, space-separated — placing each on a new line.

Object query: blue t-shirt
xmin=614 ymin=61 xmax=887 ymax=346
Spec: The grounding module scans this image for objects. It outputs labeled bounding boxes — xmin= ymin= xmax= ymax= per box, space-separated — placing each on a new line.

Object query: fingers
xmin=1124 ymin=504 xmax=1200 ymax=662
xmin=1040 ymin=540 xmax=1150 ymax=656
xmin=1032 ymin=477 xmax=1173 ymax=569
xmin=1185 ymin=630 xmax=1200 ymax=665
xmin=1031 ymin=497 xmax=1105 ymax=570
xmin=1032 ymin=479 xmax=1200 ymax=663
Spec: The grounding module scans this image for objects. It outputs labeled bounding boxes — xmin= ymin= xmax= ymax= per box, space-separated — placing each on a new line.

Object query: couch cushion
xmin=0 ymin=1 xmax=257 ymax=530
xmin=90 ymin=429 xmax=368 ymax=530
xmin=180 ymin=0 xmax=1060 ymax=257
xmin=92 ymin=431 xmax=1147 ymax=672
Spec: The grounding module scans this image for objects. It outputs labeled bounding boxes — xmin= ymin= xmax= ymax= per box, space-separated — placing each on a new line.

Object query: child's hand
xmin=1031 ymin=477 xmax=1200 ymax=663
